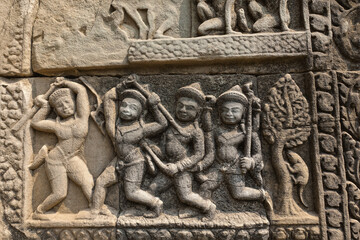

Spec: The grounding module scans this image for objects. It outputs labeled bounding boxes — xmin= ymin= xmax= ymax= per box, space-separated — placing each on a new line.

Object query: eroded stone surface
xmin=0 ymin=0 xmax=360 ymax=239
xmin=0 ymin=0 xmax=38 ymax=76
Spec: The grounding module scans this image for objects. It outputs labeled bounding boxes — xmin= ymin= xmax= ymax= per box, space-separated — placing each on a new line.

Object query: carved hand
xmin=165 ymin=163 xmax=178 ymax=176
xmin=189 ymin=164 xmax=201 ymax=172
xmin=148 ymin=93 xmax=161 ymax=106
xmin=34 ymin=95 xmax=49 ymax=107
xmin=52 ymin=77 xmax=67 ymax=87
xmin=123 ymin=74 xmax=138 ymax=88
xmin=240 ymin=157 xmax=255 ymax=173
xmin=116 ymin=161 xmax=125 ymax=173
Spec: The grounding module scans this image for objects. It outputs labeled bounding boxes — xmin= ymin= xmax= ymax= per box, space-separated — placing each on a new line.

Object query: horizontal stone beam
xmin=128 ymin=32 xmax=310 ymax=64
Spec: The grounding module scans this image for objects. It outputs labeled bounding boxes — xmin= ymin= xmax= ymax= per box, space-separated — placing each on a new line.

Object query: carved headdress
xmin=216 ymin=85 xmax=248 ymax=107
xmin=176 ymin=82 xmax=206 ymax=106
xmin=118 ymin=89 xmax=147 ymax=108
xmin=49 ymin=88 xmax=75 ymax=107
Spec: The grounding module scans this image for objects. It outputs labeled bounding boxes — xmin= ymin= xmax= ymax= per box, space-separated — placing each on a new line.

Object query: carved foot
xmin=179 ymin=207 xmax=199 ymax=219
xmin=139 ymin=27 xmax=149 ymax=40
xmin=99 ymin=205 xmax=115 ymax=216
xmin=262 ymin=190 xmax=274 ymax=217
xmin=226 ymin=30 xmax=242 ymax=35
xmin=202 ymin=202 xmax=216 ymax=221
xmin=144 ymin=199 xmax=163 ymax=218
xmin=76 ymin=209 xmax=97 ymax=219
xmin=281 ymin=24 xmax=291 ymax=32
xmin=153 ymin=32 xmax=173 ymax=40
xmin=32 ymin=210 xmax=54 ymax=221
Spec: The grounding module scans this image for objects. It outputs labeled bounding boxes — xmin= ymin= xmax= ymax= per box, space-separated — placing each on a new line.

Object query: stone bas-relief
xmin=31 ymin=0 xmax=306 ymax=75
xmin=29 ymin=78 xmax=94 ymax=220
xmin=1 ymin=1 xmax=359 ymax=240
xmin=196 ymin=0 xmax=290 ymax=35
xmin=0 ymin=73 xmax=325 ymax=239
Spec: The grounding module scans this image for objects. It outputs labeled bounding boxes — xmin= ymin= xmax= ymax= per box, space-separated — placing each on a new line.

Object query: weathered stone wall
xmin=0 ymin=0 xmax=359 ymax=239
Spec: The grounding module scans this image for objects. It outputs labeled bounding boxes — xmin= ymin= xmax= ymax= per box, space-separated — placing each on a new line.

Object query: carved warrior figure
xmin=149 ymin=83 xmax=216 ymax=220
xmin=198 ymin=84 xmax=272 ymax=212
xmin=29 ymin=78 xmax=94 ymax=219
xmin=80 ymin=80 xmax=167 ymax=218
xmin=196 ymin=0 xmax=290 ymax=35
xmin=262 ymin=74 xmax=311 ymax=217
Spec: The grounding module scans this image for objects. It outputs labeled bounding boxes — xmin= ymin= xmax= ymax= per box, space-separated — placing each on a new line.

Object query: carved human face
xmin=175 ymin=97 xmax=200 ymax=122
xmin=219 ymin=101 xmax=245 ymax=125
xmin=119 ymin=98 xmax=142 ymax=121
xmin=53 ymin=95 xmax=75 ymax=119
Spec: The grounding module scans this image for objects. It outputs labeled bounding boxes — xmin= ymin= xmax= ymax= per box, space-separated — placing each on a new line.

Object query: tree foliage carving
xmin=262 ymin=74 xmax=311 ymax=216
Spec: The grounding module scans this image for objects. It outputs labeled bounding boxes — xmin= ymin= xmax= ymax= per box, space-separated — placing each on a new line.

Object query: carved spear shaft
xmin=141 ymin=141 xmax=170 ymax=174
xmin=244 ymin=97 xmax=252 ymax=158
xmin=11 ymin=84 xmax=56 ymax=132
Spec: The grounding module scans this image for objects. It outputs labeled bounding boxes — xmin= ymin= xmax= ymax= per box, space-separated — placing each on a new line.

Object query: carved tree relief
xmin=262 ymin=74 xmax=311 ymax=217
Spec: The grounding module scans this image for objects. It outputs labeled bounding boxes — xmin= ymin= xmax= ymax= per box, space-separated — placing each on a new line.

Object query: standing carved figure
xmin=149 ymin=83 xmax=216 ymax=220
xmin=262 ymin=74 xmax=311 ymax=217
xmin=29 ymin=78 xmax=94 ymax=220
xmin=79 ymin=79 xmax=167 ymax=218
xmin=198 ymin=84 xmax=272 ymax=212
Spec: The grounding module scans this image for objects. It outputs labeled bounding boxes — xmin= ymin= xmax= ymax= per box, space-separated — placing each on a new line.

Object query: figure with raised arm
xmin=29 ymin=77 xmax=94 ymax=220
xmin=78 ymin=79 xmax=168 ymax=218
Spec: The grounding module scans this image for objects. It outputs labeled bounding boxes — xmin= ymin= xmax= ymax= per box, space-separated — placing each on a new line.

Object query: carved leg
xmin=237 ymin=8 xmax=250 ymax=33
xmin=154 ymin=18 xmax=175 ymax=39
xmin=279 ymin=0 xmax=290 ymax=31
xmin=225 ymin=0 xmax=237 ymax=34
xmin=111 ymin=5 xmax=125 ymax=27
xmin=197 ymin=1 xmax=216 ymax=22
xmin=147 ymin=9 xmax=156 ymax=39
xmin=37 ymin=164 xmax=68 ymax=213
xmin=198 ymin=17 xmax=225 ymax=36
xmin=148 ymin=172 xmax=172 ymax=195
xmin=66 ymin=156 xmax=94 ymax=204
xmin=248 ymin=0 xmax=265 ymax=21
xmin=252 ymin=14 xmax=278 ymax=33
xmin=92 ymin=158 xmax=118 ymax=212
xmin=123 ymin=162 xmax=163 ymax=216
xmin=122 ymin=6 xmax=149 ymax=39
xmin=174 ymin=171 xmax=216 ymax=219
xmin=226 ymin=173 xmax=263 ymax=201
xmin=199 ymin=168 xmax=222 ymax=199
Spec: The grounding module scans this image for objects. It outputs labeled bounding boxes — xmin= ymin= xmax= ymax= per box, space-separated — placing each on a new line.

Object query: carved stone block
xmin=0 ymin=0 xmax=38 ymax=76
xmin=0 ymin=0 xmax=359 ymax=238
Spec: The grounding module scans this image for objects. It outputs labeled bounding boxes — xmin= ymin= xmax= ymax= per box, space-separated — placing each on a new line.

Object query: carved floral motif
xmin=0 ymin=82 xmax=26 ymax=223
xmin=332 ymin=0 xmax=360 ymax=61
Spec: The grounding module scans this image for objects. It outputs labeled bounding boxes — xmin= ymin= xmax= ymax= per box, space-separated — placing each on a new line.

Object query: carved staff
xmin=243 ymin=82 xmax=253 ymax=163
xmin=243 ymin=81 xmax=263 ymax=185
xmin=125 ymin=75 xmax=190 ymax=137
xmin=141 ymin=141 xmax=170 ymax=173
xmin=79 ymin=77 xmax=107 ymax=135
xmin=11 ymin=83 xmax=57 ymax=132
